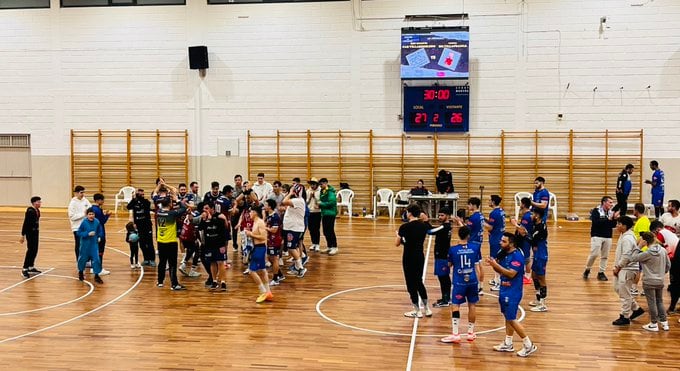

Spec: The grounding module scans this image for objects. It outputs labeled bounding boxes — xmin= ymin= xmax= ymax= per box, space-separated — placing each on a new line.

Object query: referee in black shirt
xmin=20 ymin=196 xmax=42 ymax=278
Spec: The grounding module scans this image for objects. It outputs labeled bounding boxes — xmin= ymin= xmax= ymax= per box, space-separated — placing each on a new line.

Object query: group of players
xmin=123 ymin=174 xmax=335 ymax=303
xmin=396 ymin=176 xmax=552 ymax=358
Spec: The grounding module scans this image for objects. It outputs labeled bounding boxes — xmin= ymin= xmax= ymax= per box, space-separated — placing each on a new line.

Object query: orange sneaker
xmin=265 ymin=291 xmax=273 ymax=301
xmin=523 ymin=276 xmax=533 ymax=285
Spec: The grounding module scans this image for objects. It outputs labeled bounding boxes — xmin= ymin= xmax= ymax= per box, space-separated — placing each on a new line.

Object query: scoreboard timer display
xmin=403 ymin=85 xmax=470 ymax=133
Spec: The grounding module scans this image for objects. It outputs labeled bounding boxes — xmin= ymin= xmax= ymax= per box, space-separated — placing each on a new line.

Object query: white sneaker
xmin=243 ymin=268 xmax=250 ymax=275
xmin=179 ymin=263 xmax=189 ymax=277
xmin=265 ymin=261 xmax=271 ymax=268
xmin=478 ymin=287 xmax=484 ymax=296
xmin=278 ymin=258 xmax=284 ymax=266
xmin=642 ymin=323 xmax=659 ymax=332
xmin=320 ymin=246 xmax=329 ymax=253
xmin=630 ymin=288 xmax=640 ymax=296
xmin=99 ymin=269 xmax=110 ymax=276
xmin=88 ymin=268 xmax=94 ymax=274
xmin=269 ymin=279 xmax=280 ymax=286
xmin=517 ymin=344 xmax=538 ymax=357
xmin=660 ymin=321 xmax=670 ymax=331
xmin=423 ymin=306 xmax=433 ymax=317
xmin=404 ymin=310 xmax=423 ymax=318
xmin=328 ymin=247 xmax=338 ymax=256
xmin=528 ymin=300 xmax=538 ymax=307
xmin=282 ymin=251 xmax=289 ymax=257
xmin=441 ymin=334 xmax=461 ymax=343
xmin=530 ymin=304 xmax=548 ymax=312
xmin=135 ymin=263 xmax=142 ymax=268
xmin=490 ymin=284 xmax=500 ymax=292
xmin=488 ymin=279 xmax=498 ymax=286
xmin=130 ymin=264 xmax=136 ymax=269
xmin=493 ymin=342 xmax=514 ymax=352
xmin=188 ymin=270 xmax=201 ymax=278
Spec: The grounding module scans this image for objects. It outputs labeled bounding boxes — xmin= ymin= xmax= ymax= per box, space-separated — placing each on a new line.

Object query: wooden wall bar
xmin=248 ymin=130 xmax=643 ymax=218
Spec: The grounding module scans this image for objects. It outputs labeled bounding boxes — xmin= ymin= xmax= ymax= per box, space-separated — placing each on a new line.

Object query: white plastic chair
xmin=514 ymin=192 xmax=533 ymax=220
xmin=337 ymin=189 xmax=354 ymax=217
xmin=373 ymin=188 xmax=394 ymax=219
xmin=114 ymin=186 xmax=136 ymax=214
xmin=548 ymin=192 xmax=558 ymax=222
xmin=393 ymin=190 xmax=410 ymax=218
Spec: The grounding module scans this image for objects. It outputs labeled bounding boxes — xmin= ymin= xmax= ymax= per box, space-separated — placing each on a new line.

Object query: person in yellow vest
xmin=631 ymin=203 xmax=651 ymax=295
xmin=156 ymin=197 xmax=187 ymax=291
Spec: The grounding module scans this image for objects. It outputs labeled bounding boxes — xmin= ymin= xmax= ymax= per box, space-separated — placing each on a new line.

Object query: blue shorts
xmin=652 ymin=192 xmax=664 ymax=207
xmin=521 ymin=243 xmax=531 ymax=261
xmin=451 ymin=284 xmax=479 ymax=305
xmin=249 ymin=245 xmax=267 ymax=271
xmin=532 ymin=257 xmax=547 ymax=276
xmin=284 ymin=230 xmax=303 ymax=249
xmin=499 ymin=295 xmax=521 ymax=321
xmin=434 ymin=259 xmax=450 ymax=277
xmin=489 ymin=243 xmax=501 ymax=258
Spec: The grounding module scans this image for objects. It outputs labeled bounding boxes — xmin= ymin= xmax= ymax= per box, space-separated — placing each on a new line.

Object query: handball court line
xmin=0 ymin=268 xmax=55 ymax=294
xmin=0 ymin=240 xmax=143 ymax=345
xmin=405 ymin=234 xmax=433 ymax=371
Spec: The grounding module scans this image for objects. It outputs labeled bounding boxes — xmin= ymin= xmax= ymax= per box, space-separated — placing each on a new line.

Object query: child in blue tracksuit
xmin=77 ymin=208 xmax=104 ymax=283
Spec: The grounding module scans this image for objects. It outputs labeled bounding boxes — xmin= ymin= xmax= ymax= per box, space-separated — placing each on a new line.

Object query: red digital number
xmin=423 ymin=90 xmax=436 ymax=101
xmin=433 ymin=113 xmax=440 ymax=123
xmin=450 ymin=113 xmax=463 ymax=124
xmin=415 ymin=113 xmax=428 ymax=124
xmin=437 ymin=89 xmax=450 ymax=100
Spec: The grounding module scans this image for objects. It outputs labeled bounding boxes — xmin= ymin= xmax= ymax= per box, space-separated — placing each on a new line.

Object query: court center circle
xmin=316 ymin=284 xmax=525 ymax=337
xmin=0 ymin=273 xmax=95 ymax=317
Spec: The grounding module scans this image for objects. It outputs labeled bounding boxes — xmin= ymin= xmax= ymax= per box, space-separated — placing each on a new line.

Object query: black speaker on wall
xmin=188 ymin=46 xmax=209 ymax=70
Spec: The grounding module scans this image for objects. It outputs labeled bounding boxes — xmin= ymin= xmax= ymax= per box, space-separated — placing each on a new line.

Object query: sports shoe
xmin=312 ymin=244 xmax=320 ymax=252
xmin=99 ymin=269 xmax=110 ymax=276
xmin=630 ymin=307 xmax=645 ymax=320
xmin=490 ymin=284 xmax=500 ymax=292
xmin=597 ymin=272 xmax=608 ymax=281
xmin=642 ymin=323 xmax=659 ymax=332
xmin=78 ymin=271 xmax=85 ymax=281
xmin=22 ymin=269 xmax=30 ymax=279
xmin=142 ymin=260 xmax=151 ymax=266
xmin=269 ymin=279 xmax=280 ymax=286
xmin=220 ymin=282 xmax=227 ymax=292
xmin=204 ymin=279 xmax=214 ymax=288
xmin=297 ymin=267 xmax=307 ymax=278
xmin=433 ymin=299 xmax=450 ymax=308
xmin=517 ymin=344 xmax=538 ymax=357
xmin=328 ymin=247 xmax=338 ymax=256
xmin=265 ymin=291 xmax=273 ymax=301
xmin=582 ymin=268 xmax=590 ymax=279
xmin=493 ymin=342 xmax=514 ymax=352
xmin=301 ymin=255 xmax=309 ymax=266
xmin=94 ymin=275 xmax=104 ymax=284
xmin=467 ymin=332 xmax=477 ymax=342
xmin=612 ymin=315 xmax=630 ymax=326
xmin=171 ymin=284 xmax=187 ymax=291
xmin=149 ymin=261 xmax=157 ymax=267
xmin=530 ymin=304 xmax=548 ymax=312
xmin=320 ymin=246 xmax=329 ymax=253
xmin=287 ymin=268 xmax=298 ymax=276
xmin=478 ymin=287 xmax=484 ymax=296
xmin=489 ymin=279 xmax=498 ymax=286
xmin=404 ymin=310 xmax=423 ymax=318
xmin=282 ymin=251 xmax=289 ymax=257
xmin=179 ymin=263 xmax=189 ymax=276
xmin=276 ymin=274 xmax=286 ymax=282
xmin=243 ymin=268 xmax=250 ymax=275
xmin=157 ymin=283 xmax=164 ymax=288
xmin=630 ymin=288 xmax=639 ymax=296
xmin=528 ymin=300 xmax=538 ymax=307
xmin=256 ymin=292 xmax=268 ymax=303
xmin=130 ymin=264 xmax=136 ymax=269
xmin=441 ymin=334 xmax=461 ymax=343
xmin=424 ymin=306 xmax=433 ymax=317
xmin=523 ymin=276 xmax=533 ymax=285
xmin=210 ymin=282 xmax=219 ymax=291
xmin=85 ymin=261 xmax=92 ymax=268
xmin=88 ymin=268 xmax=94 ymax=274
xmin=188 ymin=270 xmax=201 ymax=278
xmin=28 ymin=267 xmax=41 ymax=274
xmin=660 ymin=321 xmax=670 ymax=331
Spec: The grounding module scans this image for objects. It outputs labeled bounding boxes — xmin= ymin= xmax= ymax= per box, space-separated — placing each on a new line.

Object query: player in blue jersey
xmin=511 ymin=197 xmax=534 ymax=285
xmin=485 ymin=195 xmax=505 ymax=291
xmin=645 ymin=160 xmax=665 ymax=218
xmin=441 ymin=226 xmax=480 ymax=344
xmin=531 ymin=177 xmax=550 ymax=223
xmin=528 ymin=208 xmax=549 ymax=312
xmin=454 ymin=197 xmax=486 ymax=295
xmin=487 ymin=232 xmax=538 ymax=357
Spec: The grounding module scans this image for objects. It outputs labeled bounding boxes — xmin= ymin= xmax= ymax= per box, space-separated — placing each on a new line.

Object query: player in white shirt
xmin=281 ymin=184 xmax=307 ymax=278
xmin=68 ymin=185 xmax=92 ymax=261
xmin=252 ymin=172 xmax=273 ymax=202
xmin=659 ymin=200 xmax=680 ymax=238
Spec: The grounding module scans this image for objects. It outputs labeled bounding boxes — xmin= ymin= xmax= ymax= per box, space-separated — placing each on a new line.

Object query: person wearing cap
xmin=306 ymin=177 xmax=322 ymax=252
xmin=319 ymin=178 xmax=339 ymax=256
xmin=281 ymin=184 xmax=308 ymax=277
xmin=614 ymin=164 xmax=634 ymax=215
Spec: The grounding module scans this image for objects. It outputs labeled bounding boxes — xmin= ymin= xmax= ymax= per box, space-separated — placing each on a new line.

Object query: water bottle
xmin=362 ymin=207 xmax=367 ymax=217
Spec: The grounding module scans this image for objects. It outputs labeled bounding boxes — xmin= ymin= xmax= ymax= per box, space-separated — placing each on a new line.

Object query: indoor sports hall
xmin=1 ymin=0 xmax=679 ymax=370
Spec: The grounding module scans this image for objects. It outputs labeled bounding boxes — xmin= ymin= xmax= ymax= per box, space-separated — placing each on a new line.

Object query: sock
xmin=478 ymin=282 xmax=483 ymax=290
xmin=423 ymin=299 xmax=429 ymax=308
xmin=295 ymin=259 xmax=303 ymax=270
xmin=258 ymin=284 xmax=266 ymax=293
xmin=413 ymin=303 xmax=420 ymax=312
xmin=505 ymin=335 xmax=513 ymax=345
xmin=494 ymin=272 xmax=500 ymax=283
xmin=452 ymin=311 xmax=460 ymax=334
xmin=524 ymin=272 xmax=530 ymax=279
xmin=522 ymin=336 xmax=532 ymax=348
xmin=468 ymin=322 xmax=475 ymax=334
xmin=540 ymin=286 xmax=547 ymax=299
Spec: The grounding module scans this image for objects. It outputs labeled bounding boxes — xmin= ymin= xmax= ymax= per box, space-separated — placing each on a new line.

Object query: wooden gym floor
xmin=0 ymin=210 xmax=678 ymax=370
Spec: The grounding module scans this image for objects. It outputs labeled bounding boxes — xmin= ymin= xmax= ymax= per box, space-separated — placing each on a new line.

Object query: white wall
xmin=0 ymin=0 xmax=679 ymax=203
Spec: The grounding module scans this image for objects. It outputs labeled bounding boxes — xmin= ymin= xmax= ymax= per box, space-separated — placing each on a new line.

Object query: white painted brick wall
xmin=0 ymin=0 xmax=677 ymax=157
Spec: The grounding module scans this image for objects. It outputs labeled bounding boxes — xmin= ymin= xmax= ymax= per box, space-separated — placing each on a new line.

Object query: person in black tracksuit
xmin=429 ymin=207 xmax=453 ymax=307
xmin=127 ymin=188 xmax=156 ymax=267
xmin=436 ymin=169 xmax=455 ymax=211
xmin=613 ymin=164 xmax=634 ymax=215
xmin=20 ymin=196 xmax=42 ymax=278
xmin=397 ymin=205 xmax=434 ymax=318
